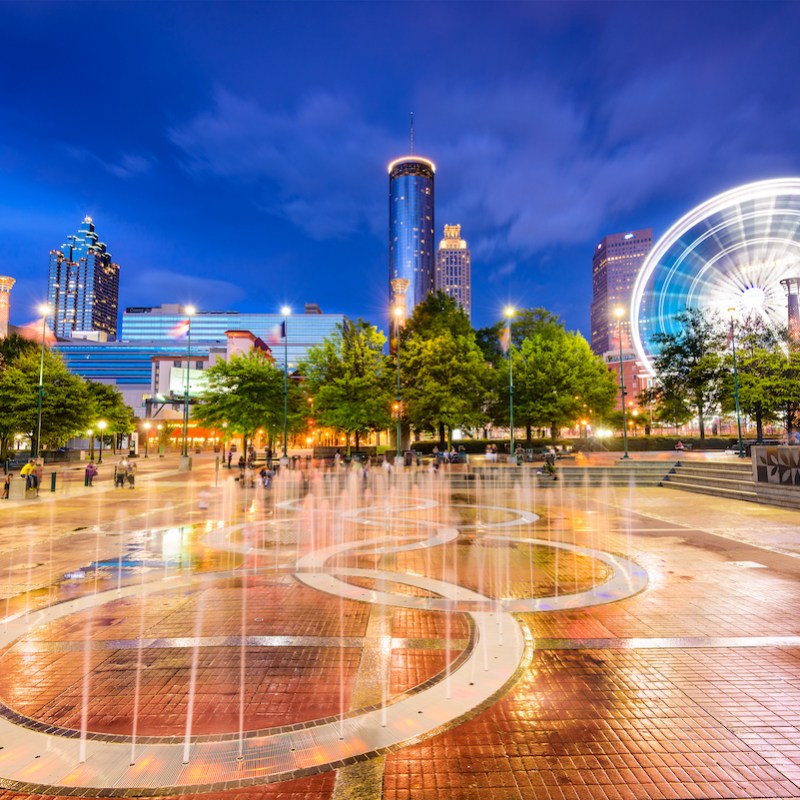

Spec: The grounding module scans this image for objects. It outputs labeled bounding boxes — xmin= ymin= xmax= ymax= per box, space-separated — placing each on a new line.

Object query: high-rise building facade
xmin=48 ymin=216 xmax=120 ymax=340
xmin=590 ymin=229 xmax=653 ymax=356
xmin=388 ymin=156 xmax=435 ymax=320
xmin=435 ymin=224 xmax=471 ymax=319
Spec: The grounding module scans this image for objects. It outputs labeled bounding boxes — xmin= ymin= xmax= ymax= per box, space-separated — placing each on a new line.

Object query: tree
xmin=401 ymin=293 xmax=491 ymax=446
xmin=509 ymin=327 xmax=618 ymax=440
xmin=87 ymin=382 xmax=136 ymax=453
xmin=720 ymin=315 xmax=784 ymax=442
xmin=639 ymin=384 xmax=692 ymax=431
xmin=0 ymin=349 xmax=91 ymax=458
xmin=300 ymin=319 xmax=393 ymax=452
xmin=193 ymin=352 xmax=303 ymax=449
xmin=0 ymin=333 xmax=38 ymax=371
xmin=650 ymin=309 xmax=726 ymax=439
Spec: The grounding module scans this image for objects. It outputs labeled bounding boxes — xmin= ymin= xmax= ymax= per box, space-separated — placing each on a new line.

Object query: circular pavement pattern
xmin=0 ymin=493 xmax=647 ymax=795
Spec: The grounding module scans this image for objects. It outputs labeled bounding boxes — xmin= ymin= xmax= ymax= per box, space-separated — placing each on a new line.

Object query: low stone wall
xmin=751 ymin=445 xmax=800 ymax=486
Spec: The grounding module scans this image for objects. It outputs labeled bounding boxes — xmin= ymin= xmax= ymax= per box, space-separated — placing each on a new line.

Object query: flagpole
xmin=182 ymin=306 xmax=196 ymax=458
xmin=281 ymin=306 xmax=291 ymax=459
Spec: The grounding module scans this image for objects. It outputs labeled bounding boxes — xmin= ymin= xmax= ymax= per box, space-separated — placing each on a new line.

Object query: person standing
xmin=114 ymin=458 xmax=127 ymax=488
xmin=85 ymin=461 xmax=98 ymax=486
xmin=227 ymin=448 xmax=233 ymax=469
xmin=125 ymin=460 xmax=137 ymax=489
xmin=32 ymin=461 xmax=43 ymax=497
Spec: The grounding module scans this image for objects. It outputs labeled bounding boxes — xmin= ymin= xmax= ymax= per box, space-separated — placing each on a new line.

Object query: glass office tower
xmin=388 ymin=156 xmax=435 ymax=319
xmin=48 ymin=216 xmax=120 ymax=340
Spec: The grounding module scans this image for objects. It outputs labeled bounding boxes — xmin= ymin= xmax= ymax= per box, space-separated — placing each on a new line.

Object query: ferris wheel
xmin=631 ymin=178 xmax=800 ymax=375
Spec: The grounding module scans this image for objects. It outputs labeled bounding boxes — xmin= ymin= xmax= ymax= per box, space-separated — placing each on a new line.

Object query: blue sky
xmin=2 ymin=0 xmax=800 ymax=335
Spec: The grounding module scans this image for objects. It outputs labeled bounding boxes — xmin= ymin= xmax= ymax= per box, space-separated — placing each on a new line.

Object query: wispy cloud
xmin=65 ymin=146 xmax=155 ymax=179
xmin=124 ymin=268 xmax=245 ymax=309
xmin=169 ymin=89 xmax=389 ymax=239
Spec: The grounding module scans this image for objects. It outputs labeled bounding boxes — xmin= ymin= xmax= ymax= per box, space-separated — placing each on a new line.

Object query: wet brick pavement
xmin=0 ymin=454 xmax=798 ymax=799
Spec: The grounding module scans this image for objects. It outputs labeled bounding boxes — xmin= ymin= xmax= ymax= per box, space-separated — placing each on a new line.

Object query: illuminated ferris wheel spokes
xmin=631 ymin=179 xmax=800 ymax=374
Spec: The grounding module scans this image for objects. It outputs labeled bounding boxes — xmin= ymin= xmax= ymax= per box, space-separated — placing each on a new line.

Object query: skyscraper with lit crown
xmin=388 ymin=118 xmax=435 ymax=322
xmin=435 ymin=224 xmax=471 ymax=320
xmin=48 ymin=216 xmax=120 ymax=340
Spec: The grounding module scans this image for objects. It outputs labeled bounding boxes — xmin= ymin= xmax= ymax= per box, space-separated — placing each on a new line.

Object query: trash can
xmin=403 ymin=450 xmax=413 ymax=467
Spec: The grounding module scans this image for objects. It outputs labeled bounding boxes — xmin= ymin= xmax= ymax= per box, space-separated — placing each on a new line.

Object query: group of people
xmin=2 ymin=459 xmax=44 ymax=499
xmin=432 ymin=445 xmax=466 ymax=464
xmin=113 ymin=458 xmax=137 ymax=489
xmin=82 ymin=457 xmax=136 ymax=488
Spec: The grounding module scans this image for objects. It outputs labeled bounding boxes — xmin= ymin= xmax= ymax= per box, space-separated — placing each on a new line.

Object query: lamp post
xmin=728 ymin=307 xmax=744 ymax=458
xmin=143 ymin=421 xmax=151 ymax=459
xmin=97 ymin=420 xmax=107 ymax=464
xmin=34 ymin=303 xmax=51 ymax=459
xmin=613 ymin=306 xmax=630 ymax=459
xmin=281 ymin=306 xmax=291 ymax=458
xmin=390 ymin=278 xmax=410 ymax=461
xmin=182 ymin=305 xmax=196 ymax=458
xmin=87 ymin=428 xmax=94 ymax=461
xmin=504 ymin=306 xmax=516 ymax=459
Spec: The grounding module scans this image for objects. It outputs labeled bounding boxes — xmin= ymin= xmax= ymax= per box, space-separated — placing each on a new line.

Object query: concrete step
xmin=673 ymin=464 xmax=752 ymax=477
xmin=661 ymin=474 xmax=753 ymax=490
xmin=661 ymin=479 xmax=758 ymax=503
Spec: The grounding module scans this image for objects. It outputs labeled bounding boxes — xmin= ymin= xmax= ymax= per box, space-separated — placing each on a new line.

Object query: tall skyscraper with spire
xmin=48 ymin=216 xmax=120 ymax=340
xmin=435 ymin=224 xmax=471 ymax=320
xmin=388 ymin=114 xmax=435 ymax=325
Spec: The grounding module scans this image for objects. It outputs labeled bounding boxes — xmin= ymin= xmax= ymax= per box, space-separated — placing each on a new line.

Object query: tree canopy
xmin=650 ymin=309 xmax=726 ymax=439
xmin=401 ymin=293 xmax=490 ymax=446
xmin=193 ymin=352 xmax=304 ymax=447
xmin=0 ymin=348 xmax=91 ymax=458
xmin=301 ymin=318 xmax=393 ymax=451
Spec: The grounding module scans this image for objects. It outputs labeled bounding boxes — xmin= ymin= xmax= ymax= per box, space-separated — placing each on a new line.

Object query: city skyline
xmin=2 ymin=2 xmax=800 ymax=334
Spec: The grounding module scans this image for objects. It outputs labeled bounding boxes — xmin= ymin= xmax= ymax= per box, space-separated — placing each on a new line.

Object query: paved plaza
xmin=0 ymin=453 xmax=799 ymax=800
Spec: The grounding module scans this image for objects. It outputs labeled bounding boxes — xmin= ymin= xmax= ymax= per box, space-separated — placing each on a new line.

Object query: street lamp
xmin=143 ymin=421 xmax=152 ymax=458
xmin=504 ymin=306 xmax=516 ymax=459
xmin=97 ymin=420 xmax=107 ymax=464
xmin=281 ymin=306 xmax=291 ymax=458
xmin=728 ymin=306 xmax=744 ymax=458
xmin=34 ymin=303 xmax=51 ymax=459
xmin=182 ymin=305 xmax=196 ymax=458
xmin=613 ymin=306 xmax=630 ymax=460
xmin=87 ymin=428 xmax=94 ymax=461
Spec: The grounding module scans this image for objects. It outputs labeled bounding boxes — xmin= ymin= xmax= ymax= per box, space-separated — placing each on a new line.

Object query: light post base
xmin=178 ymin=455 xmax=193 ymax=472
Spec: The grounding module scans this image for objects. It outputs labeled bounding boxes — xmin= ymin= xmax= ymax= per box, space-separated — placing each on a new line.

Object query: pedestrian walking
xmin=2 ymin=472 xmax=12 ymax=499
xmin=227 ymin=448 xmax=233 ymax=469
xmin=85 ymin=461 xmax=98 ymax=486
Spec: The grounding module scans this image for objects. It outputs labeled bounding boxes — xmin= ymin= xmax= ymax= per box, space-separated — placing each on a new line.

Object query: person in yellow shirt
xmin=20 ymin=460 xmax=35 ymax=491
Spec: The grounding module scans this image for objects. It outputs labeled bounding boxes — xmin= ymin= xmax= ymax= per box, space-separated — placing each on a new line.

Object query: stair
xmin=660 ymin=461 xmax=758 ymax=503
xmin=466 ymin=460 xmax=679 ymax=488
